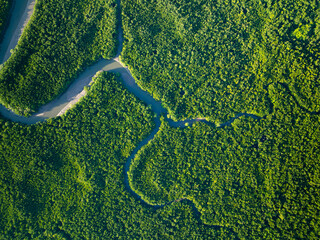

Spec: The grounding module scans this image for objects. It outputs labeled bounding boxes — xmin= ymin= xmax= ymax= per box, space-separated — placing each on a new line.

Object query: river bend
xmin=0 ymin=0 xmax=264 ymax=211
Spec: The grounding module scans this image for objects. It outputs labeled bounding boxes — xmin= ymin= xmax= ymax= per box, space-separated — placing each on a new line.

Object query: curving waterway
xmin=0 ymin=0 xmax=263 ymax=212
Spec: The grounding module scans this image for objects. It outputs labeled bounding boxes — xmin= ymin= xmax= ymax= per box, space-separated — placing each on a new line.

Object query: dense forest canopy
xmin=0 ymin=72 xmax=232 ymax=239
xmin=0 ymin=0 xmax=12 ymax=39
xmin=122 ymin=0 xmax=320 ymax=122
xmin=129 ymin=83 xmax=320 ymax=239
xmin=0 ymin=0 xmax=117 ymax=116
xmin=0 ymin=0 xmax=319 ymax=239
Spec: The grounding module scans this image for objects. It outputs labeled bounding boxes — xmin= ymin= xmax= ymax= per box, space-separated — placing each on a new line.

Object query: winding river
xmin=0 ymin=0 xmax=263 ymax=210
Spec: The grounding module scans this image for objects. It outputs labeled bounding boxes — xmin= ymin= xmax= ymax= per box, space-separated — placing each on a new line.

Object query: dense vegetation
xmin=0 ymin=0 xmax=117 ymax=116
xmin=0 ymin=72 xmax=234 ymax=239
xmin=129 ymin=83 xmax=320 ymax=239
xmin=0 ymin=0 xmax=12 ymax=40
xmin=122 ymin=0 xmax=320 ymax=122
xmin=1 ymin=0 xmax=319 ymax=238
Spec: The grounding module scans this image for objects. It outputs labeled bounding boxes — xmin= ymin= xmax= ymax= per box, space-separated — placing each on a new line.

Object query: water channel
xmin=0 ymin=0 xmax=263 ymax=210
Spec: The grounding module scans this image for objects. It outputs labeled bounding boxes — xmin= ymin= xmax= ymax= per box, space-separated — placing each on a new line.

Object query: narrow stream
xmin=0 ymin=0 xmax=264 ymax=212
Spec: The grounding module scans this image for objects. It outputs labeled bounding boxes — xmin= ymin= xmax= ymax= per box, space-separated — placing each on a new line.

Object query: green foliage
xmin=0 ymin=72 xmax=231 ymax=239
xmin=129 ymin=84 xmax=320 ymax=239
xmin=1 ymin=1 xmax=319 ymax=238
xmin=292 ymin=24 xmax=311 ymax=40
xmin=122 ymin=0 xmax=320 ymax=121
xmin=0 ymin=0 xmax=117 ymax=116
xmin=0 ymin=0 xmax=12 ymax=39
